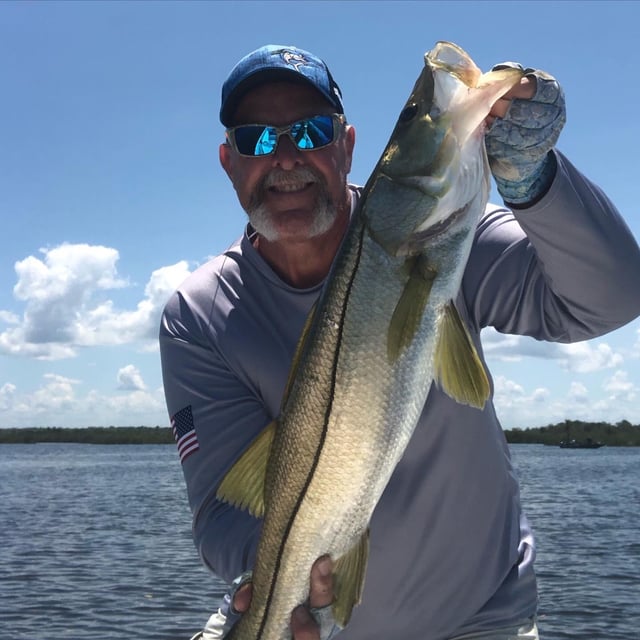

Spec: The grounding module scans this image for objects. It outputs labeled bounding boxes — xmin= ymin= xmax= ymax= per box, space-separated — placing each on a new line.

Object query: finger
xmin=291 ymin=605 xmax=321 ymax=640
xmin=489 ymin=76 xmax=536 ymax=120
xmin=309 ymin=555 xmax=334 ymax=609
xmin=485 ymin=114 xmax=497 ymax=129
xmin=232 ymin=582 xmax=253 ymax=614
xmin=490 ymin=61 xmax=534 ymax=101
xmin=503 ymin=76 xmax=536 ymax=101
xmin=489 ymin=96 xmax=512 ymax=120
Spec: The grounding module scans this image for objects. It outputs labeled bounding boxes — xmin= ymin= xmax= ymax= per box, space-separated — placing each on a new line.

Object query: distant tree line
xmin=0 ymin=426 xmax=174 ymax=445
xmin=0 ymin=420 xmax=639 ymax=445
xmin=504 ymin=419 xmax=640 ymax=446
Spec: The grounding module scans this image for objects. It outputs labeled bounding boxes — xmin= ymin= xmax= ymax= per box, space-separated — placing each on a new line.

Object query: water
xmin=510 ymin=445 xmax=640 ymax=639
xmin=0 ymin=444 xmax=638 ymax=639
xmin=0 ymin=444 xmax=217 ymax=640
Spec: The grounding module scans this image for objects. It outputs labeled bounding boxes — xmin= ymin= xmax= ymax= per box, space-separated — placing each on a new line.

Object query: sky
xmin=1 ymin=0 xmax=639 ymax=429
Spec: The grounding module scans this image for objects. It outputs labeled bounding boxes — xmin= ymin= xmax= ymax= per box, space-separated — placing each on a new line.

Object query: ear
xmin=343 ymin=124 xmax=356 ymax=175
xmin=219 ymin=142 xmax=234 ymax=181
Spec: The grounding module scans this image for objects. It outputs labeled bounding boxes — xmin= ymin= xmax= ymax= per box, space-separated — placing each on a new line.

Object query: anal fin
xmin=332 ymin=530 xmax=370 ymax=627
xmin=434 ymin=302 xmax=490 ymax=409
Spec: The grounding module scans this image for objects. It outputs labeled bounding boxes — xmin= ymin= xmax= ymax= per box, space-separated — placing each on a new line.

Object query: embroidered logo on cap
xmin=282 ymin=51 xmax=307 ymax=72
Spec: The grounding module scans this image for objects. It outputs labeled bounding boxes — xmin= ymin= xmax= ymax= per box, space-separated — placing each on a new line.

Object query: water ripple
xmin=1 ymin=443 xmax=638 ymax=639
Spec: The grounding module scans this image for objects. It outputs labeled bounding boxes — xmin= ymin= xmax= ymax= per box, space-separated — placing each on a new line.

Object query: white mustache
xmin=263 ymin=167 xmax=320 ymax=190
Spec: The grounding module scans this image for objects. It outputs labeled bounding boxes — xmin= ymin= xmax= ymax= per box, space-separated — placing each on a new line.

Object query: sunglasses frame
xmin=225 ymin=113 xmax=347 ymax=157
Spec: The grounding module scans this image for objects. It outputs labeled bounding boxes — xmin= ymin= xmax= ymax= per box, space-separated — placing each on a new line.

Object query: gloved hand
xmin=199 ymin=571 xmax=252 ymax=640
xmin=485 ymin=63 xmax=566 ymax=206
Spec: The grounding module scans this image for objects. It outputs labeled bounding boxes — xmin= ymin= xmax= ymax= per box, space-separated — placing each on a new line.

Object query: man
xmin=160 ymin=44 xmax=640 ymax=640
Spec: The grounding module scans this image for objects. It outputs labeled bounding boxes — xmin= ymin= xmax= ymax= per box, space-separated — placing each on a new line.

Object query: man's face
xmin=220 ymin=82 xmax=355 ymax=244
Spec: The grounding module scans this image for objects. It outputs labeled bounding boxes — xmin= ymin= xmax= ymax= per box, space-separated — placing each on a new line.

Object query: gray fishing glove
xmin=485 ymin=63 xmax=566 ymax=206
xmin=309 ymin=604 xmax=343 ymax=640
xmin=198 ymin=571 xmax=252 ymax=640
xmin=197 ymin=570 xmax=342 ymax=640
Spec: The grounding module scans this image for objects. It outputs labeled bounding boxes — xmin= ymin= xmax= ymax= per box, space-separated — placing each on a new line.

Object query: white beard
xmin=246 ymin=167 xmax=338 ymax=242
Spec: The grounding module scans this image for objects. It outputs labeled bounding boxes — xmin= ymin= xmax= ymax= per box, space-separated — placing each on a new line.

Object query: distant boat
xmin=559 ymin=438 xmax=604 ymax=449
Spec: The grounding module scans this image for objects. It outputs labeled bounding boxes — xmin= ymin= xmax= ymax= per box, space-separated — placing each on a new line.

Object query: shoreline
xmin=1 ymin=421 xmax=639 ymax=446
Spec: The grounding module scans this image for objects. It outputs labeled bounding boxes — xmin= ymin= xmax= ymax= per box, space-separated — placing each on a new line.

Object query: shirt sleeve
xmin=159 ymin=280 xmax=266 ymax=585
xmin=463 ymin=150 xmax=640 ymax=340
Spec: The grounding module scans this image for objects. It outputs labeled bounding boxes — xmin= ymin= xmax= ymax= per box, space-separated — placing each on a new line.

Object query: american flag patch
xmin=171 ymin=405 xmax=199 ymax=463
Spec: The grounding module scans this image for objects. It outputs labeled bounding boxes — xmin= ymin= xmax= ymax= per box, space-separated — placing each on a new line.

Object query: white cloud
xmin=493 ymin=375 xmax=525 ymax=397
xmin=0 ymin=382 xmax=17 ymax=410
xmin=567 ymin=381 xmax=589 ymax=403
xmin=102 ymin=389 xmax=165 ymax=418
xmin=0 ymin=374 xmax=167 ymax=427
xmin=0 ymin=311 xmax=19 ymax=324
xmin=493 ymin=376 xmax=554 ymax=425
xmin=117 ymin=365 xmax=146 ymax=391
xmin=0 ymin=330 xmax=77 ymax=359
xmin=493 ymin=376 xmax=547 ymax=403
xmin=531 ymin=387 xmax=549 ymax=403
xmin=558 ymin=342 xmax=623 ymax=373
xmin=13 ymin=244 xmax=127 ymax=303
xmin=0 ymin=374 xmax=82 ymax=420
xmin=0 ymin=243 xmax=192 ymax=360
xmin=492 ymin=368 xmax=640 ymax=429
xmin=603 ymin=370 xmax=637 ymax=402
xmin=73 ymin=261 xmax=192 ymax=346
xmin=31 ymin=373 xmax=80 ymax=413
xmin=482 ymin=328 xmax=623 ymax=373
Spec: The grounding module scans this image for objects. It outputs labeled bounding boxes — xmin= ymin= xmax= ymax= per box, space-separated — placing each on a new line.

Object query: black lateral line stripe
xmin=258 ymin=220 xmax=366 ymax=637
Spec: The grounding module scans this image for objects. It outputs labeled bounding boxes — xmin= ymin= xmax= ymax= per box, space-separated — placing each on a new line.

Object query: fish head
xmin=363 ymin=42 xmax=523 ymax=256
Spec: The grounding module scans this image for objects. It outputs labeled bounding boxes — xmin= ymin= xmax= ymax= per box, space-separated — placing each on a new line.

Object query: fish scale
xmin=217 ymin=41 xmax=524 ymax=640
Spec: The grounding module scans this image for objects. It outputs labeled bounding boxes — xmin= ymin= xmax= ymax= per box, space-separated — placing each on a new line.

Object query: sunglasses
xmin=226 ymin=114 xmax=346 ymax=157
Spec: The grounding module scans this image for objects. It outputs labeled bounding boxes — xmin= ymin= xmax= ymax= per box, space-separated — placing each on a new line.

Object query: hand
xmin=233 ymin=556 xmax=335 ymax=639
xmin=201 ymin=556 xmax=337 ymax=640
xmin=486 ymin=75 xmax=536 ymax=128
xmin=485 ymin=63 xmax=566 ymax=205
xmin=289 ymin=556 xmax=336 ymax=639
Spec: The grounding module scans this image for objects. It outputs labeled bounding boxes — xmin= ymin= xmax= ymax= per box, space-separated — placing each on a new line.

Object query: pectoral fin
xmin=332 ymin=530 xmax=370 ymax=627
xmin=215 ymin=420 xmax=276 ymax=518
xmin=434 ymin=302 xmax=490 ymax=409
xmin=388 ymin=256 xmax=436 ymax=362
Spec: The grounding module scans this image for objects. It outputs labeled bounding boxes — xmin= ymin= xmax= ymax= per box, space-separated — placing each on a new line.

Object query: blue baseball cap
xmin=220 ymin=44 xmax=344 ymax=126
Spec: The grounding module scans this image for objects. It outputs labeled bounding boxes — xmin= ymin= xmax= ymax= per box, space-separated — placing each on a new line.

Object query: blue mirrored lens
xmin=231 ymin=115 xmax=337 ymax=156
xmin=234 ymin=125 xmax=277 ymax=156
xmin=290 ymin=115 xmax=334 ymax=150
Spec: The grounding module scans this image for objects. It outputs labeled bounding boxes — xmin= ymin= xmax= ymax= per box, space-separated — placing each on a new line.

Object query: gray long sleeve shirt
xmin=159 ymin=151 xmax=640 ymax=640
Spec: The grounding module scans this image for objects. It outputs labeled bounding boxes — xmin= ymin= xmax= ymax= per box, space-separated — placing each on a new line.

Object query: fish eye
xmin=399 ymin=103 xmax=418 ymax=122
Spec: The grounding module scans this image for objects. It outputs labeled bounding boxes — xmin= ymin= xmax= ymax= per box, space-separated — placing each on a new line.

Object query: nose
xmin=272 ymin=133 xmax=303 ymax=170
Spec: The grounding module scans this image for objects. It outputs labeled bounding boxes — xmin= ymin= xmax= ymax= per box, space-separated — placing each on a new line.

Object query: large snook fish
xmin=216 ymin=42 xmax=523 ymax=640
